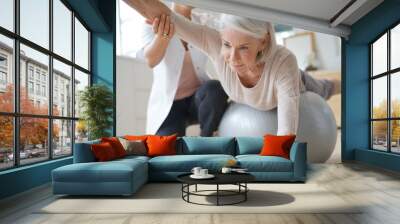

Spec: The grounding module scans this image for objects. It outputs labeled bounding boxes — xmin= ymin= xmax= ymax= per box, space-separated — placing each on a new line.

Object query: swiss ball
xmin=218 ymin=92 xmax=337 ymax=163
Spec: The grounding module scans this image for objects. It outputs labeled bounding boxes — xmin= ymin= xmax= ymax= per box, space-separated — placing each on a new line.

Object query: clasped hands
xmin=146 ymin=14 xmax=175 ymax=41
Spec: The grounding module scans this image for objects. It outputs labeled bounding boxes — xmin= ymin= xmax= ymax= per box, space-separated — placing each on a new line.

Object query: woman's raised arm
xmin=123 ymin=0 xmax=171 ymax=21
xmin=123 ymin=0 xmax=221 ymax=61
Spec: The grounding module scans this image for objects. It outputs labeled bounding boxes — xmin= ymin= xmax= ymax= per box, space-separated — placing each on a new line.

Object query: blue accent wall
xmin=0 ymin=158 xmax=72 ymax=199
xmin=0 ymin=0 xmax=116 ymax=200
xmin=343 ymin=0 xmax=400 ymax=171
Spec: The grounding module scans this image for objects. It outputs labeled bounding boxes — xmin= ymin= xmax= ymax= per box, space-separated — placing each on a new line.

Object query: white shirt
xmin=136 ymin=15 xmax=210 ymax=134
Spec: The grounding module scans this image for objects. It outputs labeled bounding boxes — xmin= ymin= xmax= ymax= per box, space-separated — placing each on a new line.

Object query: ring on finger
xmin=162 ymin=33 xmax=168 ymax=38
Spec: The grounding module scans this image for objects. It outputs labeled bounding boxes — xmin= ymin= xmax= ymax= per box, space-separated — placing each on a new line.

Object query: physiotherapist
xmin=136 ymin=3 xmax=229 ymax=136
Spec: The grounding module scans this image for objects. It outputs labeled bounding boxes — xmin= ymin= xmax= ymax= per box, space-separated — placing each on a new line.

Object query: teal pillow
xmin=236 ymin=137 xmax=263 ymax=155
xmin=181 ymin=137 xmax=235 ymax=155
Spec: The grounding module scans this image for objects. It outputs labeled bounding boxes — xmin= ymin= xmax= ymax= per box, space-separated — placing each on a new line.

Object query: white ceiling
xmin=225 ymin=0 xmax=352 ymax=22
xmin=171 ymin=0 xmax=384 ymax=37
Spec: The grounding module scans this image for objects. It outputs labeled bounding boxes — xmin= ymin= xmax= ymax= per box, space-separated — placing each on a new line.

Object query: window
xmin=35 ymin=70 xmax=41 ymax=81
xmin=53 ymin=0 xmax=72 ymax=60
xmin=0 ymin=54 xmax=7 ymax=87
xmin=28 ymin=81 xmax=34 ymax=94
xmin=0 ymin=71 xmax=6 ymax=85
xmin=0 ymin=0 xmax=14 ymax=32
xmin=74 ymin=18 xmax=89 ymax=70
xmin=371 ymin=22 xmax=400 ymax=154
xmin=0 ymin=34 xmax=13 ymax=112
xmin=42 ymin=85 xmax=46 ymax=97
xmin=0 ymin=0 xmax=91 ymax=170
xmin=36 ymin=83 xmax=40 ymax=95
xmin=20 ymin=0 xmax=49 ymax=49
xmin=28 ymin=67 xmax=34 ymax=80
xmin=53 ymin=59 xmax=72 ymax=117
xmin=0 ymin=54 xmax=7 ymax=67
xmin=0 ymin=116 xmax=13 ymax=170
xmin=41 ymin=73 xmax=46 ymax=82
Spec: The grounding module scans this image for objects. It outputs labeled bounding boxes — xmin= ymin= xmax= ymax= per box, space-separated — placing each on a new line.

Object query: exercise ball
xmin=218 ymin=92 xmax=337 ymax=163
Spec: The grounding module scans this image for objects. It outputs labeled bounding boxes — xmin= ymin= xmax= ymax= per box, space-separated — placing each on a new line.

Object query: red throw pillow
xmin=101 ymin=137 xmax=127 ymax=158
xmin=146 ymin=134 xmax=177 ymax=157
xmin=91 ymin=142 xmax=117 ymax=161
xmin=259 ymin=134 xmax=296 ymax=159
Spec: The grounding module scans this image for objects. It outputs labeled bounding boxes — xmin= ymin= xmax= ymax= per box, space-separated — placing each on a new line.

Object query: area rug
xmin=37 ymin=183 xmax=362 ymax=214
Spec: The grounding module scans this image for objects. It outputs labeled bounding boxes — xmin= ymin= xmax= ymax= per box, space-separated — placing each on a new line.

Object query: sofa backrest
xmin=235 ymin=137 xmax=263 ymax=155
xmin=73 ymin=139 xmax=100 ymax=163
xmin=178 ymin=137 xmax=236 ymax=155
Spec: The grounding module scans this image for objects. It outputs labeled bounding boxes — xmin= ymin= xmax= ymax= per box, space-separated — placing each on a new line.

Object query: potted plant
xmin=79 ymin=84 xmax=113 ymax=140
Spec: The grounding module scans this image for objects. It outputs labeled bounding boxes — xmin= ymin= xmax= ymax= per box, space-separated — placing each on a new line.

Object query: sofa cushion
xmin=52 ymin=158 xmax=147 ymax=183
xmin=148 ymin=154 xmax=235 ymax=172
xmin=179 ymin=137 xmax=235 ymax=155
xmin=236 ymin=155 xmax=293 ymax=172
xmin=236 ymin=137 xmax=263 ymax=155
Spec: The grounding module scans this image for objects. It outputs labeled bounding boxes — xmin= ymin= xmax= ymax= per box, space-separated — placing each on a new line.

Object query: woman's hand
xmin=143 ymin=15 xmax=175 ymax=68
xmin=152 ymin=14 xmax=175 ymax=41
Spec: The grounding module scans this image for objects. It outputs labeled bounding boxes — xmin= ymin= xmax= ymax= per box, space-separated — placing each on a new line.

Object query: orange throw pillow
xmin=91 ymin=142 xmax=117 ymax=161
xmin=146 ymin=134 xmax=177 ymax=157
xmin=101 ymin=137 xmax=127 ymax=158
xmin=260 ymin=134 xmax=296 ymax=159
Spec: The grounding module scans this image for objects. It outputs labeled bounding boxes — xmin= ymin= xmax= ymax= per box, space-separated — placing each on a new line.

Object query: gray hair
xmin=219 ymin=14 xmax=277 ymax=62
xmin=219 ymin=14 xmax=275 ymax=40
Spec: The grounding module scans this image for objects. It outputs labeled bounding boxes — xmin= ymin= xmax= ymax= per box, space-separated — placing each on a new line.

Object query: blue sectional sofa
xmin=52 ymin=137 xmax=307 ymax=196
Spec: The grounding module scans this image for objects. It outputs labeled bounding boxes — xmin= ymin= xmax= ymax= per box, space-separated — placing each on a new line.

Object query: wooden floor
xmin=1 ymin=162 xmax=400 ymax=224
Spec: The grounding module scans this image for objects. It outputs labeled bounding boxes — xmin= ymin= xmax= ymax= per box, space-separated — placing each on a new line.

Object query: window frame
xmin=370 ymin=20 xmax=400 ymax=154
xmin=0 ymin=0 xmax=92 ymax=171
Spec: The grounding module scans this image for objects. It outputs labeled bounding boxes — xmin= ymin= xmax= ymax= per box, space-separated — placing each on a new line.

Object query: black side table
xmin=177 ymin=173 xmax=255 ymax=206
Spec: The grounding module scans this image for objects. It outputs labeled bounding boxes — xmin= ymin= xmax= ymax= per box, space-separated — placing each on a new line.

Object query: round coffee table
xmin=177 ymin=172 xmax=255 ymax=206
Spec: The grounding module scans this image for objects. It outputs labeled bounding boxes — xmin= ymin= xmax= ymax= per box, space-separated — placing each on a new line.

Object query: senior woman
xmin=123 ymin=0 xmax=339 ymax=135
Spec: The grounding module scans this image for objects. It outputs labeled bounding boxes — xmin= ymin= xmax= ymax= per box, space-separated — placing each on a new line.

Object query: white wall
xmin=314 ymin=32 xmax=341 ymax=71
xmin=116 ymin=56 xmax=153 ymax=136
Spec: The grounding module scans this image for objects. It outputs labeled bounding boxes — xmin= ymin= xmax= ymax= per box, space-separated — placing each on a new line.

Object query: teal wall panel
xmin=0 ymin=158 xmax=72 ymax=199
xmin=343 ymin=0 xmax=400 ymax=171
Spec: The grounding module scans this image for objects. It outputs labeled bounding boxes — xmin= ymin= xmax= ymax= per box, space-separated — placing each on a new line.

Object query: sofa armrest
xmin=73 ymin=140 xmax=100 ymax=163
xmin=289 ymin=142 xmax=307 ymax=181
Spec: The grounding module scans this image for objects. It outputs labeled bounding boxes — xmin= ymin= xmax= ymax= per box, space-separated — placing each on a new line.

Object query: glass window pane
xmin=53 ymin=59 xmax=72 ymax=117
xmin=391 ymin=120 xmax=400 ymax=153
xmin=75 ymin=18 xmax=89 ymax=70
xmin=20 ymin=0 xmax=49 ymax=49
xmin=372 ymin=33 xmax=387 ymax=76
xmin=75 ymin=120 xmax=88 ymax=143
xmin=372 ymin=77 xmax=387 ymax=119
xmin=391 ymin=24 xmax=400 ymax=70
xmin=391 ymin=72 xmax=400 ymax=118
xmin=0 ymin=34 xmax=14 ymax=112
xmin=53 ymin=119 xmax=72 ymax=157
xmin=20 ymin=117 xmax=49 ymax=165
xmin=53 ymin=0 xmax=72 ymax=60
xmin=0 ymin=116 xmax=14 ymax=170
xmin=372 ymin=121 xmax=388 ymax=151
xmin=20 ymin=44 xmax=49 ymax=115
xmin=74 ymin=69 xmax=89 ymax=118
xmin=0 ymin=0 xmax=14 ymax=31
